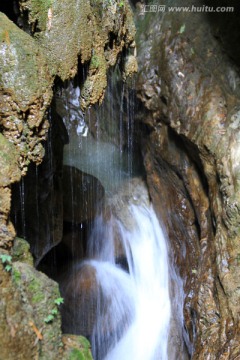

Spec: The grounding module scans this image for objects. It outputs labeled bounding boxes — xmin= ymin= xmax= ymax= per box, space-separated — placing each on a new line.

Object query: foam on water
xmin=86 ymin=204 xmax=171 ymax=360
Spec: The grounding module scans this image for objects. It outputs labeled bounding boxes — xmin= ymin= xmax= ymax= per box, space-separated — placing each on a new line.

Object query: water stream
xmin=55 ymin=76 xmax=185 ymax=359
xmin=89 ymin=204 xmax=171 ymax=360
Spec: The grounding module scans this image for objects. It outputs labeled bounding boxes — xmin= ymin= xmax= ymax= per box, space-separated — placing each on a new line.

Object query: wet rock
xmin=11 ymin=237 xmax=34 ymax=266
xmin=0 ymin=13 xmax=53 ymax=174
xmin=85 ymin=177 xmax=150 ymax=267
xmin=18 ymin=0 xmax=137 ymax=109
xmin=0 ymin=259 xmax=64 ymax=360
xmin=104 ymin=177 xmax=150 ymax=231
xmin=62 ymin=334 xmax=93 ymax=360
xmin=136 ymin=1 xmax=240 ymax=357
xmin=60 ymin=263 xmax=99 ymax=336
xmin=11 ymin=109 xmax=68 ymax=265
xmin=63 ymin=165 xmax=105 ymax=224
xmin=59 ymin=261 xmax=132 ymax=360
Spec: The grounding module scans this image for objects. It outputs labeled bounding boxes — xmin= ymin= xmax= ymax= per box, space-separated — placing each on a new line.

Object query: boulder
xmin=63 ymin=165 xmax=105 ymax=224
xmin=60 ymin=262 xmax=99 ymax=337
xmin=0 ymin=259 xmax=63 ymax=360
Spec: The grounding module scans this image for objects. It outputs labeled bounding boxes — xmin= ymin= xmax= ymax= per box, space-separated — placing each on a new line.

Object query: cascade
xmin=60 ymin=182 xmax=172 ymax=360
xmin=56 ymin=77 xmax=185 ymax=359
xmin=91 ymin=204 xmax=171 ymax=360
xmin=11 ymin=72 xmax=186 ymax=359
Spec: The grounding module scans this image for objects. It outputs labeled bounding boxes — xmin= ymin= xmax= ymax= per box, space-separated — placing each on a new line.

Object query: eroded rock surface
xmin=63 ymin=165 xmax=105 ymax=224
xmin=0 ymin=13 xmax=52 ymax=173
xmin=0 ymin=0 xmax=136 ymax=358
xmin=0 ymin=238 xmax=93 ymax=360
xmin=0 ymin=247 xmax=62 ymax=360
xmin=19 ymin=0 xmax=137 ymax=109
xmin=136 ymin=1 xmax=240 ymax=358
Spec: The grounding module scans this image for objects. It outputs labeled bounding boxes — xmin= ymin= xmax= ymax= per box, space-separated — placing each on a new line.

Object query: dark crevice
xmin=202 ymin=0 xmax=240 ymax=69
xmin=217 ymin=275 xmax=227 ymax=297
xmin=0 ymin=0 xmax=18 ymax=24
xmin=160 ymin=95 xmax=168 ymax=106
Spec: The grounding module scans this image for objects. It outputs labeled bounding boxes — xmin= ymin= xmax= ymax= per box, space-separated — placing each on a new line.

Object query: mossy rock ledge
xmin=0 ymin=0 xmax=136 ymax=357
xmin=0 ymin=254 xmax=93 ymax=360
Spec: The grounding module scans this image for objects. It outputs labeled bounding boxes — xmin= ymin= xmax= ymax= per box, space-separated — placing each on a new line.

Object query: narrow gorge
xmin=0 ymin=0 xmax=240 ymax=359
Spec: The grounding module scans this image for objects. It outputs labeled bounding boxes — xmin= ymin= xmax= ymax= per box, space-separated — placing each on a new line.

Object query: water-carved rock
xmin=136 ymin=3 xmax=240 ymax=358
xmin=63 ymin=165 xmax=105 ymax=224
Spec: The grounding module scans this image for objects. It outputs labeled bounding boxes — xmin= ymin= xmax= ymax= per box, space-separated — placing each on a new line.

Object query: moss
xmin=11 ymin=237 xmax=34 ymax=266
xmin=12 ymin=268 xmax=21 ymax=284
xmin=11 ymin=262 xmax=63 ymax=358
xmin=62 ymin=335 xmax=93 ymax=360
xmin=90 ymin=54 xmax=100 ymax=69
xmin=22 ymin=0 xmax=53 ymax=32
xmin=0 ymin=13 xmax=52 ymax=107
xmin=0 ymin=133 xmax=21 ymax=186
xmin=69 ymin=349 xmax=85 ymax=360
xmin=28 ymin=278 xmax=45 ymax=303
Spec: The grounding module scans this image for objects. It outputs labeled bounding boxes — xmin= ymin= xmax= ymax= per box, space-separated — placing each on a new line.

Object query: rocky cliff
xmin=136 ymin=1 xmax=240 ymax=358
xmin=0 ymin=0 xmax=136 ymax=358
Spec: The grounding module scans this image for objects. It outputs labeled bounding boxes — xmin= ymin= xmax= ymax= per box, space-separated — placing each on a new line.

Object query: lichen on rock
xmin=0 ymin=0 xmax=137 ymax=358
xmin=11 ymin=237 xmax=34 ymax=266
xmin=0 ymin=258 xmax=63 ymax=360
xmin=62 ymin=334 xmax=93 ymax=360
xmin=0 ymin=133 xmax=21 ymax=249
xmin=19 ymin=0 xmax=137 ymax=109
xmin=0 ymin=12 xmax=53 ymax=174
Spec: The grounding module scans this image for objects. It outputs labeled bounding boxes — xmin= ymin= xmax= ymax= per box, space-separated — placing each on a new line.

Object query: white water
xmin=55 ymin=79 xmax=179 ymax=359
xmin=86 ymin=204 xmax=171 ymax=360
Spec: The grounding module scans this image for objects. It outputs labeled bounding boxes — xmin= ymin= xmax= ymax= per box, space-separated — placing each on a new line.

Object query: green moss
xmin=90 ymin=55 xmax=100 ymax=69
xmin=26 ymin=0 xmax=53 ymax=31
xmin=69 ymin=349 xmax=85 ymax=360
xmin=11 ymin=237 xmax=33 ymax=266
xmin=63 ymin=335 xmax=93 ymax=360
xmin=0 ymin=13 xmax=52 ymax=107
xmin=12 ymin=268 xmax=21 ymax=284
xmin=28 ymin=278 xmax=45 ymax=303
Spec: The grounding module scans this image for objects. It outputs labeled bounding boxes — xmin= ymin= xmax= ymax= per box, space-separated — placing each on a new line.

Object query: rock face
xmin=18 ymin=0 xmax=136 ymax=110
xmin=136 ymin=1 xmax=240 ymax=358
xmin=0 ymin=238 xmax=92 ymax=360
xmin=0 ymin=13 xmax=53 ymax=173
xmin=60 ymin=263 xmax=99 ymax=337
xmin=11 ymin=108 xmax=68 ymax=265
xmin=0 ymin=0 xmax=136 ymax=358
xmin=0 ymin=239 xmax=62 ymax=360
xmin=0 ymin=134 xmax=21 ymax=249
xmin=63 ymin=165 xmax=105 ymax=224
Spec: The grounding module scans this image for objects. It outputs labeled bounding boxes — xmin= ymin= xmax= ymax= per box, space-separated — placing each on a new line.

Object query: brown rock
xmin=60 ymin=263 xmax=99 ymax=336
xmin=63 ymin=165 xmax=105 ymax=224
xmin=136 ymin=4 xmax=240 ymax=358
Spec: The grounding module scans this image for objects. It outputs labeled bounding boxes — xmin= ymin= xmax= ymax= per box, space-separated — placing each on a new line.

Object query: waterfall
xmin=61 ymin=196 xmax=171 ymax=360
xmin=90 ymin=204 xmax=171 ymax=360
xmin=54 ymin=78 xmax=186 ymax=359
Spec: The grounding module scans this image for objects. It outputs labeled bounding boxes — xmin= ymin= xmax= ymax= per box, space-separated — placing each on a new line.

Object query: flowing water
xmin=87 ymin=204 xmax=171 ymax=360
xmin=55 ymin=77 xmax=186 ymax=359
